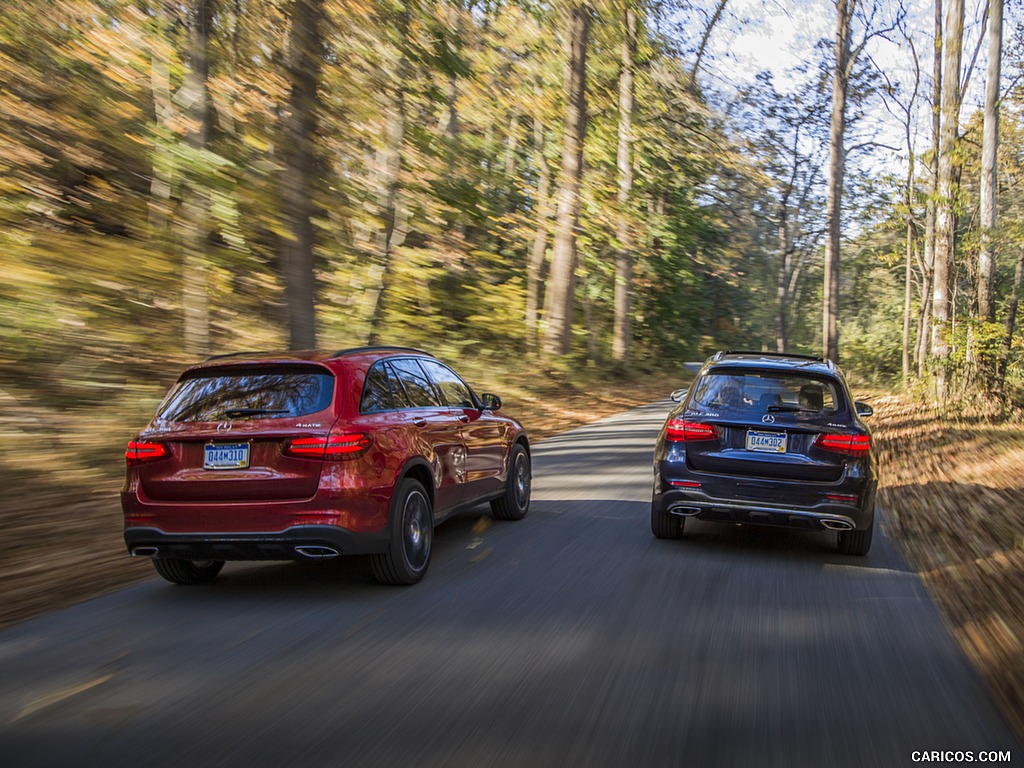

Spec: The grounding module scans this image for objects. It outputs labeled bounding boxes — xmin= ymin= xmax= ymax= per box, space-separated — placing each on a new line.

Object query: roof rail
xmin=714 ymin=350 xmax=835 ymax=369
xmin=328 ymin=346 xmax=432 ymax=359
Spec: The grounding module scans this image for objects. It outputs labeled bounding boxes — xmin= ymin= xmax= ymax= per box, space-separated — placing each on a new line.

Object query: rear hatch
xmin=681 ymin=370 xmax=853 ymax=483
xmin=137 ymin=363 xmax=338 ymax=502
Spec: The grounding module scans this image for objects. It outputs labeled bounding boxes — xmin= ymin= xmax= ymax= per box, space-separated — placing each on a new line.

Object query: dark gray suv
xmin=651 ymin=351 xmax=877 ymax=555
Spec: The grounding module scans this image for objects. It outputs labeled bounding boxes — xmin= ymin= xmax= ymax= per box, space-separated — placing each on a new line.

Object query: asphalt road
xmin=0 ymin=401 xmax=1020 ymax=767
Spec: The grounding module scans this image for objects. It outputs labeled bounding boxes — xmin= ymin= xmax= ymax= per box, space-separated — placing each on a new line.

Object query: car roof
xmin=703 ymin=351 xmax=838 ymax=377
xmin=188 ymin=346 xmax=436 ymax=372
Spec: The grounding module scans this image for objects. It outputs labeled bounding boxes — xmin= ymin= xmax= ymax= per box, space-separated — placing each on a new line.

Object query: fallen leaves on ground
xmin=871 ymin=393 xmax=1024 ymax=741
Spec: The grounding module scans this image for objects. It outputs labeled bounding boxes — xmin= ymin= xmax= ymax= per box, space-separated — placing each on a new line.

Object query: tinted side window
xmin=420 ymin=360 xmax=475 ymax=408
xmin=389 ymin=358 xmax=441 ymax=408
xmin=360 ymin=363 xmax=394 ymax=413
xmin=157 ymin=366 xmax=334 ymax=422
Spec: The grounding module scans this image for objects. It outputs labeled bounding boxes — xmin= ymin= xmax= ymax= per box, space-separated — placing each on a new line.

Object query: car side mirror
xmin=480 ymin=393 xmax=502 ymax=411
xmin=855 ymin=401 xmax=873 ymax=418
xmin=670 ymin=388 xmax=688 ymax=403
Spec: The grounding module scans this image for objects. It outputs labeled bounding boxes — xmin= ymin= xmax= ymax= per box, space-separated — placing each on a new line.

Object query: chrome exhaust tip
xmin=295 ymin=546 xmax=340 ymax=559
xmin=668 ymin=504 xmax=701 ymax=517
xmin=821 ymin=520 xmax=855 ymax=531
xmin=131 ymin=547 xmax=159 ymax=558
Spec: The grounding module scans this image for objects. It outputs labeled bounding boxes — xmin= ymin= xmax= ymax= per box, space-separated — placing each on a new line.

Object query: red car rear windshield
xmin=156 ymin=365 xmax=335 ymax=423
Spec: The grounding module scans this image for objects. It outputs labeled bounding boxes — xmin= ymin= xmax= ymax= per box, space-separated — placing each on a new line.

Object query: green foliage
xmin=1 ymin=0 xmax=865 ymax=414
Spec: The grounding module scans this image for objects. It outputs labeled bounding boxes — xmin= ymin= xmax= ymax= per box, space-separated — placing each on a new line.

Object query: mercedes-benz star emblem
xmin=761 ymin=414 xmax=775 ymax=424
xmin=216 ymin=421 xmax=232 ymax=433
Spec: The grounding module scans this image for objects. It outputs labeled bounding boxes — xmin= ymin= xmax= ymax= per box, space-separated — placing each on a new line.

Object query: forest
xmin=2 ymin=0 xmax=1024 ymax=401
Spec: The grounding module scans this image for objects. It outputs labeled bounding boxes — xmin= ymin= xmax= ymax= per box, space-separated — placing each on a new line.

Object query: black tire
xmin=490 ymin=443 xmax=531 ymax=521
xmin=837 ymin=522 xmax=873 ymax=556
xmin=371 ymin=478 xmax=433 ymax=585
xmin=152 ymin=558 xmax=224 ymax=585
xmin=651 ymin=502 xmax=684 ymax=539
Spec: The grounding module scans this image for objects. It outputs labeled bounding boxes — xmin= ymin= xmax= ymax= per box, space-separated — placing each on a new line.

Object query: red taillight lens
xmin=125 ymin=441 xmax=170 ymax=465
xmin=826 ymin=493 xmax=859 ymax=503
xmin=285 ymin=433 xmax=371 ymax=460
xmin=814 ymin=433 xmax=871 ymax=455
xmin=665 ymin=419 xmax=718 ymax=442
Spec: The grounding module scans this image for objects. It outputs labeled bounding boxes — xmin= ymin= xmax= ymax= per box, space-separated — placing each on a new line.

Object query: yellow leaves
xmin=243 ymin=134 xmax=272 ymax=152
xmin=64 ymin=6 xmax=149 ymax=89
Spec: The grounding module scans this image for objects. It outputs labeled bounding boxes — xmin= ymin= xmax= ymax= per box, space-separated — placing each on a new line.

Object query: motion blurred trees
xmin=2 ymin=0 xmax=764 ymax=395
xmin=4 ymin=0 xmax=1024 ymax=409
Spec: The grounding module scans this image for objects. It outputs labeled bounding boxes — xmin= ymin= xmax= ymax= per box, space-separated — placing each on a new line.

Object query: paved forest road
xmin=1 ymin=402 xmax=1020 ymax=767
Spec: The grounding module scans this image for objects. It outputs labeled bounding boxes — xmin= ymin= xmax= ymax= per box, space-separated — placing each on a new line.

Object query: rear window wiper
xmin=223 ymin=407 xmax=291 ymax=418
xmin=766 ymin=404 xmax=818 ymax=413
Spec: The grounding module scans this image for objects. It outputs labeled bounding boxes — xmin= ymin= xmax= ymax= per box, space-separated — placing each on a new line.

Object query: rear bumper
xmin=124 ymin=525 xmax=391 ymax=561
xmin=653 ymin=465 xmax=876 ymax=532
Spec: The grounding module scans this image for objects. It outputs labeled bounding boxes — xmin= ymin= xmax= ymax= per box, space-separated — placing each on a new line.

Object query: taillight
xmin=826 ymin=493 xmax=859 ymax=503
xmin=814 ymin=433 xmax=871 ymax=455
xmin=284 ymin=433 xmax=371 ymax=460
xmin=665 ymin=419 xmax=718 ymax=442
xmin=125 ymin=440 xmax=170 ymax=465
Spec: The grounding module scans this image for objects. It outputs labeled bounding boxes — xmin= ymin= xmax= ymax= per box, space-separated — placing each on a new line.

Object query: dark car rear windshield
xmin=690 ymin=371 xmax=843 ymax=415
xmin=156 ymin=366 xmax=335 ymax=423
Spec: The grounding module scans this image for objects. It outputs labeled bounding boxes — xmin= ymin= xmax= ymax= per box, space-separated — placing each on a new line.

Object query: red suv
xmin=122 ymin=347 xmax=531 ymax=586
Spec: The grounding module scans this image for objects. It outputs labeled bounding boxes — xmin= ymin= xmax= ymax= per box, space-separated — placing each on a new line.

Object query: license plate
xmin=746 ymin=430 xmax=787 ymax=453
xmin=204 ymin=442 xmax=249 ymax=470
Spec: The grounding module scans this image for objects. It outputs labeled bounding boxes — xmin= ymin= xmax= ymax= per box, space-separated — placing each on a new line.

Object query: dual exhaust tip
xmin=821 ymin=519 xmax=855 ymax=531
xmin=666 ymin=504 xmax=856 ymax=531
xmin=130 ymin=545 xmax=341 ymax=559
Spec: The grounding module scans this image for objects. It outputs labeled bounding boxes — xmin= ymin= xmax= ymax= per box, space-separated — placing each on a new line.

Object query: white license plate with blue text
xmin=745 ymin=430 xmax=787 ymax=454
xmin=204 ymin=443 xmax=249 ymax=470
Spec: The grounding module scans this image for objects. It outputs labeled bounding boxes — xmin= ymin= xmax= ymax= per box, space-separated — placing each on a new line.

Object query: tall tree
xmin=822 ymin=0 xmax=902 ymax=363
xmin=365 ymin=0 xmax=411 ymax=345
xmin=279 ymin=0 xmax=324 ymax=349
xmin=526 ymin=117 xmax=553 ymax=346
xmin=542 ymin=2 xmax=592 ymax=358
xmin=822 ymin=0 xmax=854 ymax=363
xmin=977 ymin=0 xmax=1003 ymax=323
xmin=930 ymin=0 xmax=965 ymax=397
xmin=916 ymin=0 xmax=942 ymax=375
xmin=181 ymin=0 xmax=215 ymax=358
xmin=612 ymin=2 xmax=637 ymax=365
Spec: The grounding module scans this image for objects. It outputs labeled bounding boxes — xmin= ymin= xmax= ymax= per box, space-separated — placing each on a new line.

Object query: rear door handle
xmin=457 ymin=414 xmax=470 ymax=423
xmin=413 ymin=418 xmax=428 ymax=428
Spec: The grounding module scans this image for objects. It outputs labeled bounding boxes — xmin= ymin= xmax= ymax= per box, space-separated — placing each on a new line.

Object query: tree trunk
xmin=612 ymin=5 xmax=636 ymax=366
xmin=542 ymin=3 xmax=591 ymax=358
xmin=977 ymin=0 xmax=1002 ymax=323
xmin=902 ymin=77 xmax=918 ymax=389
xmin=997 ymin=246 xmax=1024 ymax=387
xmin=931 ymin=0 xmax=965 ymax=399
xmin=776 ymin=207 xmax=790 ymax=354
xmin=822 ymin=0 xmax=852 ymax=364
xmin=279 ymin=0 xmax=324 ymax=350
xmin=181 ymin=0 xmax=214 ymax=359
xmin=367 ymin=76 xmax=409 ymax=345
xmin=526 ymin=117 xmax=552 ymax=345
xmin=903 ymin=220 xmax=915 ymax=388
xmin=918 ymin=0 xmax=942 ymax=376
